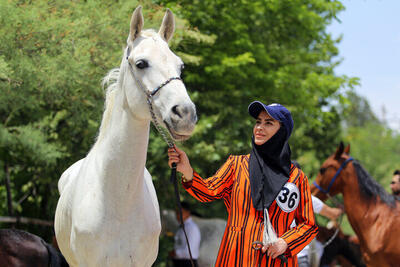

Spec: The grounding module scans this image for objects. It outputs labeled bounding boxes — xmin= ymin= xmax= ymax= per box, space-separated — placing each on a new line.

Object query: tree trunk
xmin=4 ymin=163 xmax=14 ymax=216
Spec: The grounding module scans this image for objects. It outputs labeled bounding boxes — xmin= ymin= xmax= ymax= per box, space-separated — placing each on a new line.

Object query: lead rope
xmin=170 ymin=164 xmax=195 ymax=267
xmin=126 ymin=47 xmax=195 ymax=267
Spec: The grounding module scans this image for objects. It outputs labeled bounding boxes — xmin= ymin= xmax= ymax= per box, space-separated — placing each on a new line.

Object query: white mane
xmin=97 ymin=68 xmax=120 ymax=143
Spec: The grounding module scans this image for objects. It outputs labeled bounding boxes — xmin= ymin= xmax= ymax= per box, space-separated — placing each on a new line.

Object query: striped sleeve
xmin=280 ymin=173 xmax=318 ymax=256
xmin=183 ymin=155 xmax=236 ymax=203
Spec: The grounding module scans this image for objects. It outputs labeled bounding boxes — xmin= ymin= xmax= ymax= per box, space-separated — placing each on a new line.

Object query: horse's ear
xmin=334 ymin=142 xmax=344 ymax=160
xmin=344 ymin=144 xmax=351 ymax=154
xmin=158 ymin=8 xmax=175 ymax=43
xmin=129 ymin=6 xmax=144 ymax=42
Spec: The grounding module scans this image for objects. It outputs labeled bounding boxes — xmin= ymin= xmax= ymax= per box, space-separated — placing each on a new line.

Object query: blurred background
xmin=0 ymin=0 xmax=399 ymax=266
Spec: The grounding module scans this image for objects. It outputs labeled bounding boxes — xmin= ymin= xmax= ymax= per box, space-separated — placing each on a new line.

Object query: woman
xmin=168 ymin=101 xmax=317 ymax=266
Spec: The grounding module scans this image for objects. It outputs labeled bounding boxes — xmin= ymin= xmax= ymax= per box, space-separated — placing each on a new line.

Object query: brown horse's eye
xmin=320 ymin=168 xmax=326 ymax=174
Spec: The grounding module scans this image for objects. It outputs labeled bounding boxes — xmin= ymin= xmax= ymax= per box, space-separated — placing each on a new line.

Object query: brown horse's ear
xmin=334 ymin=142 xmax=344 ymax=160
xmin=344 ymin=144 xmax=351 ymax=154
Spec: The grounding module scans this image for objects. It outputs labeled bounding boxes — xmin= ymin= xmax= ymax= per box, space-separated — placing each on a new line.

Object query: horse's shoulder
xmin=58 ymin=158 xmax=85 ymax=194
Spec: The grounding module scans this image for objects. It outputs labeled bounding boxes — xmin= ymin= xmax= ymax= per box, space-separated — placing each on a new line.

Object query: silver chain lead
xmin=147 ymin=98 xmax=175 ymax=148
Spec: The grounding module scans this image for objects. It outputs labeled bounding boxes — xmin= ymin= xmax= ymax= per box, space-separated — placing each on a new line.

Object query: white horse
xmin=54 ymin=6 xmax=197 ymax=267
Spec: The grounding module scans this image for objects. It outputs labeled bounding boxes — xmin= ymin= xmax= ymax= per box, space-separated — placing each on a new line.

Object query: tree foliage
xmin=0 ymin=0 xmax=206 ymax=236
xmin=152 ymin=0 xmax=357 ymax=195
xmin=1 ymin=0 xmax=384 ymax=265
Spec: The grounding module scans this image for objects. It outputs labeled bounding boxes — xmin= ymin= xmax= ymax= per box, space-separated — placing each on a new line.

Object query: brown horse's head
xmin=311 ymin=142 xmax=352 ymax=201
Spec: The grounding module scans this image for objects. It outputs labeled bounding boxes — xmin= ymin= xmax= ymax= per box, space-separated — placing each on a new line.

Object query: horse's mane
xmin=353 ymin=160 xmax=397 ymax=207
xmin=96 ymin=68 xmax=120 ymax=142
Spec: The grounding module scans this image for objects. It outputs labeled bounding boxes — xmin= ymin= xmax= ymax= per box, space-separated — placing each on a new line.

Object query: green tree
xmin=0 ymin=0 xmax=208 ymax=238
xmin=151 ymin=0 xmax=357 ymax=188
xmin=340 ymin=90 xmax=380 ymax=128
xmin=339 ymin=91 xmax=398 ymax=190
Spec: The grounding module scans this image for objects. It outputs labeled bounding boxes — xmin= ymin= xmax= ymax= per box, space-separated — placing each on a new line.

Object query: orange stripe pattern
xmin=183 ymin=155 xmax=318 ymax=267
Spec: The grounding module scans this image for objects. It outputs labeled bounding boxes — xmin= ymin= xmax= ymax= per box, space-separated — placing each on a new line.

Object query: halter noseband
xmin=126 ymin=46 xmax=182 ymax=148
xmin=313 ymin=157 xmax=354 ymax=194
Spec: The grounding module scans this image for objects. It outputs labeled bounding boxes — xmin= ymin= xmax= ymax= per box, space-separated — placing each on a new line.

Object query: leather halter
xmin=313 ymin=157 xmax=354 ymax=194
xmin=126 ymin=46 xmax=181 ymax=148
xmin=126 ymin=46 xmax=182 ymax=100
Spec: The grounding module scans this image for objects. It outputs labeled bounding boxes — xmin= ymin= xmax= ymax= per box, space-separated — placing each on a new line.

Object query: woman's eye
xmin=135 ymin=60 xmax=149 ymax=69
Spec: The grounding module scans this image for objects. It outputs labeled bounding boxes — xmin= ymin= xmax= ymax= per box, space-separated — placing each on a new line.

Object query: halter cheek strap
xmin=125 ymin=46 xmax=182 ymax=148
xmin=313 ymin=157 xmax=354 ymax=194
xmin=126 ymin=46 xmax=181 ymax=100
xmin=125 ymin=45 xmax=195 ymax=267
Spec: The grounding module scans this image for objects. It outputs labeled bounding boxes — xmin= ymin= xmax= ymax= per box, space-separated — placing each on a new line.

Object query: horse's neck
xmin=92 ymin=90 xmax=150 ymax=199
xmin=341 ymin=171 xmax=378 ymax=237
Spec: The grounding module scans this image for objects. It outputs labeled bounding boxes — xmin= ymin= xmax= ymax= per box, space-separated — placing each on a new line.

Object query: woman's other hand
xmin=262 ymin=238 xmax=287 ymax=259
xmin=168 ymin=145 xmax=193 ymax=180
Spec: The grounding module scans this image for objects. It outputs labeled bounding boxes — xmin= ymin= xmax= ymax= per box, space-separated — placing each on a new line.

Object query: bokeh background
xmin=1 ymin=0 xmax=399 ymax=265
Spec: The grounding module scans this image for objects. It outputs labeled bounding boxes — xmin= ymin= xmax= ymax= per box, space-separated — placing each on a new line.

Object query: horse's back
xmin=0 ymin=229 xmax=48 ymax=267
xmin=0 ymin=229 xmax=68 ymax=267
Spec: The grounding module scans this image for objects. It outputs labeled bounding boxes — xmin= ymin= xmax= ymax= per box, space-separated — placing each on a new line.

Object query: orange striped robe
xmin=183 ymin=155 xmax=317 ymax=267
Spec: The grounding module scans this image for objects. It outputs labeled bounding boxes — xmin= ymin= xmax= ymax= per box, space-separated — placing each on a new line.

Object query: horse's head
xmin=311 ymin=142 xmax=353 ymax=201
xmin=122 ymin=6 xmax=197 ymax=141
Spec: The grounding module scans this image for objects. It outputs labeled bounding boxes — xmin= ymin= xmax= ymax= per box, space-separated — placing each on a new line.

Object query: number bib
xmin=276 ymin=182 xmax=300 ymax=213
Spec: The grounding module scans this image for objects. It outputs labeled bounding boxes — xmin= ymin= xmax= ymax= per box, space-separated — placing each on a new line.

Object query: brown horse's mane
xmin=352 ymin=160 xmax=397 ymax=207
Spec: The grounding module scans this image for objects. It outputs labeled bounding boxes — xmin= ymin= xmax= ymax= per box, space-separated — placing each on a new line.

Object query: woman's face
xmin=253 ymin=111 xmax=281 ymax=145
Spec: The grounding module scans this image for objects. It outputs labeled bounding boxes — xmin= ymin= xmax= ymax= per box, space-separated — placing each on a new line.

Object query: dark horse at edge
xmin=0 ymin=228 xmax=69 ymax=267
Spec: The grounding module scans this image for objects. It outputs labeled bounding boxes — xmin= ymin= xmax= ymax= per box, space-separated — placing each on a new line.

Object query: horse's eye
xmin=135 ymin=60 xmax=149 ymax=69
xmin=180 ymin=64 xmax=185 ymax=71
xmin=320 ymin=168 xmax=326 ymax=174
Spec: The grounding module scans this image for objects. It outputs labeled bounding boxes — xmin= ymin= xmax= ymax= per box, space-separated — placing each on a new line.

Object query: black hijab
xmin=249 ymin=126 xmax=292 ymax=210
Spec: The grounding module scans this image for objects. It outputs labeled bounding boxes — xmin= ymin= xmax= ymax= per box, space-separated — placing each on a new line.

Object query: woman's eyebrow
xmin=256 ymin=117 xmax=275 ymax=122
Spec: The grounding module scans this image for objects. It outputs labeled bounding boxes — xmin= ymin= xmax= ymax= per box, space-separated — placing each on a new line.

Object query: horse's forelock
xmin=128 ymin=29 xmax=159 ymax=45
xmin=141 ymin=29 xmax=157 ymax=38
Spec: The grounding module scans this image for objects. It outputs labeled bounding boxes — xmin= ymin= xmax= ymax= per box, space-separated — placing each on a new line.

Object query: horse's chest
xmin=73 ymin=214 xmax=160 ymax=266
xmin=71 ymin=190 xmax=161 ymax=266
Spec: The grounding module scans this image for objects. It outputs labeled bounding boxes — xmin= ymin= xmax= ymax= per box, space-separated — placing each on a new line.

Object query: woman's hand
xmin=262 ymin=238 xmax=287 ymax=259
xmin=168 ymin=145 xmax=193 ymax=180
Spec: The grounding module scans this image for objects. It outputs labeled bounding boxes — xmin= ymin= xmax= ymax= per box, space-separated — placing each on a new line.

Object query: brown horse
xmin=311 ymin=142 xmax=400 ymax=267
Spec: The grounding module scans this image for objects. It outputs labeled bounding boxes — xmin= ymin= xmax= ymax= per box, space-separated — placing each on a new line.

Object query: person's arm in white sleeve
xmin=311 ymin=195 xmax=342 ymax=220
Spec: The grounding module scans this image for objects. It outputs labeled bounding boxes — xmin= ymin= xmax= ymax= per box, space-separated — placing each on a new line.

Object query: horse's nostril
xmin=172 ymin=105 xmax=182 ymax=119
